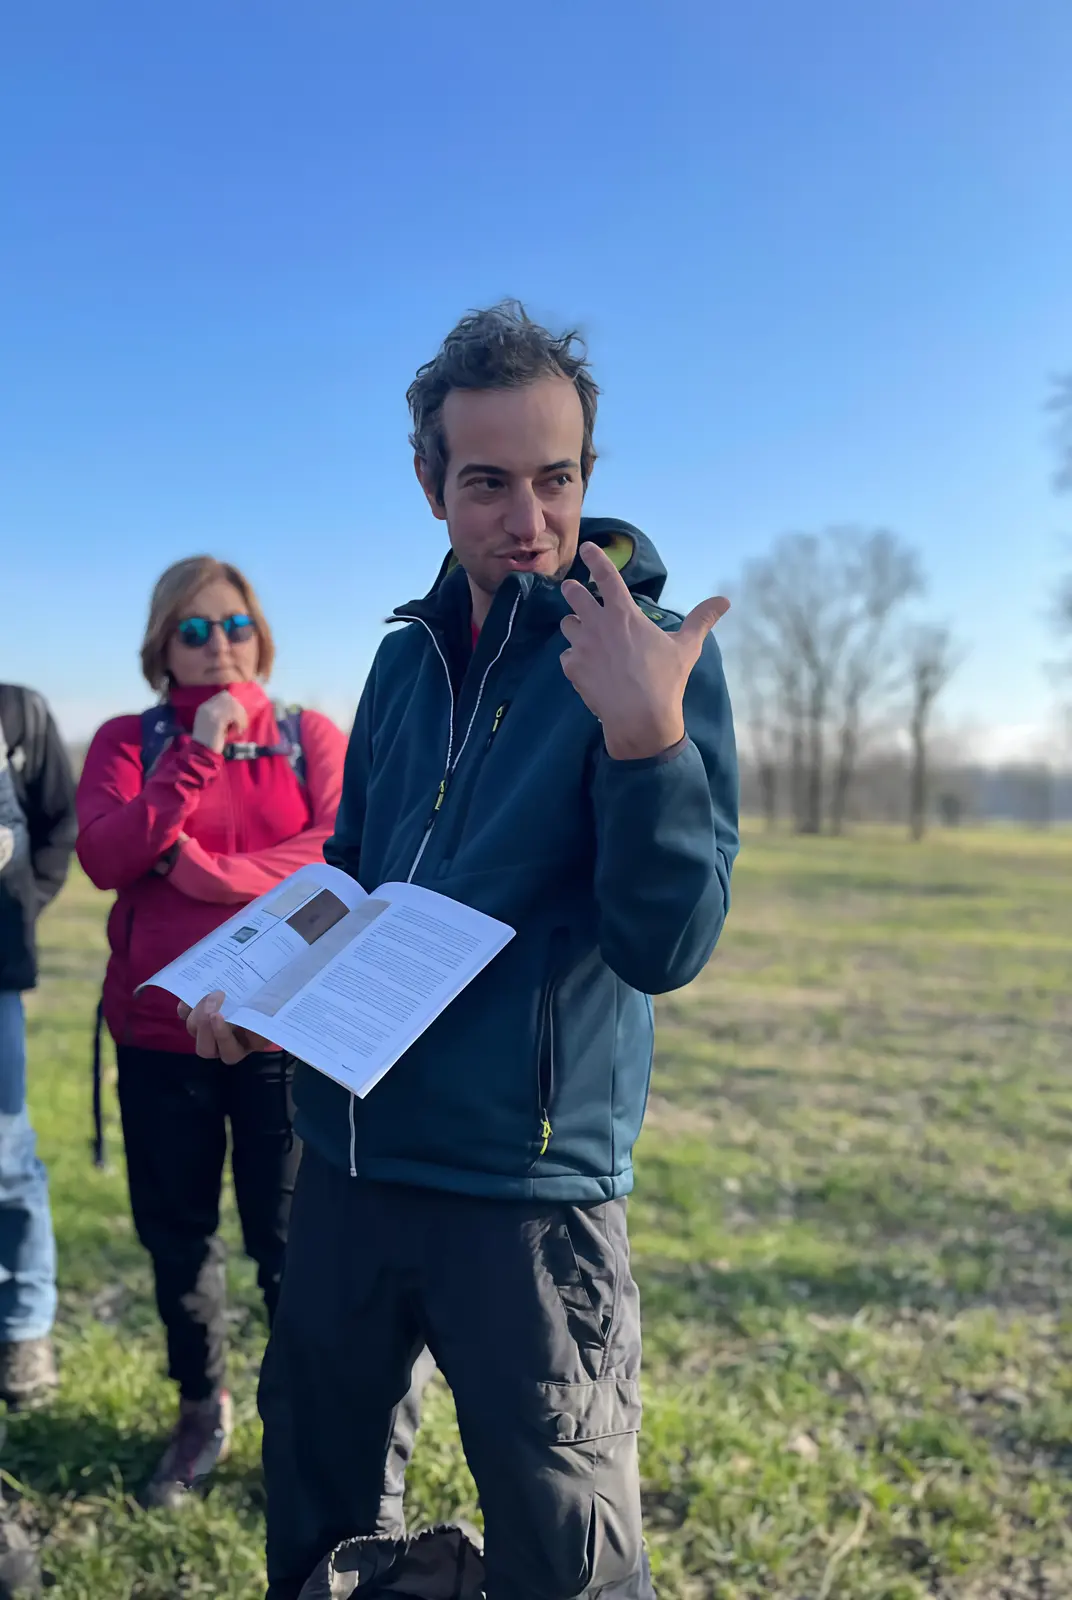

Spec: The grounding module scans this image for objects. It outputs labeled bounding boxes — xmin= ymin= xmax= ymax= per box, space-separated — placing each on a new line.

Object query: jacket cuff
xmin=169 ymin=736 xmax=226 ymax=785
xmin=600 ymin=735 xmax=690 ymax=771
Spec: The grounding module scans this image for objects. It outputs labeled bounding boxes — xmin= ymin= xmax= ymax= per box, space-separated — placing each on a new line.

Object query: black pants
xmin=117 ymin=1045 xmax=301 ymax=1402
xmin=260 ymin=1147 xmax=654 ymax=1600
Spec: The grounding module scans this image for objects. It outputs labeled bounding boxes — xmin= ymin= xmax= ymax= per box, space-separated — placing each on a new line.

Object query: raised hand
xmin=191 ymin=691 xmax=249 ymax=755
xmin=178 ymin=992 xmax=269 ymax=1063
xmin=559 ymin=542 xmax=729 ymax=760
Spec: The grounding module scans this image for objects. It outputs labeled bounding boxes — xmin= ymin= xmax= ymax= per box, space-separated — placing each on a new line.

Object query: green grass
xmin=5 ymin=825 xmax=1072 ymax=1597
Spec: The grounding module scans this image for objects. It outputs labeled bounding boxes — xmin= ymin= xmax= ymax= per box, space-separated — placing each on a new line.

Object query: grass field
xmin=4 ymin=825 xmax=1072 ymax=1598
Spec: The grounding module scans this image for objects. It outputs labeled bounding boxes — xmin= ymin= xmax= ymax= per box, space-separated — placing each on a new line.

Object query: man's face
xmin=416 ymin=376 xmax=586 ymax=617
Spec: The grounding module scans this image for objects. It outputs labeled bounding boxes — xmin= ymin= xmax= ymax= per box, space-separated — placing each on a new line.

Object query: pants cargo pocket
xmin=427 ymin=1195 xmax=647 ymax=1598
xmin=528 ymin=1376 xmax=643 ymax=1444
xmin=477 ymin=1376 xmax=644 ymax=1598
xmin=542 ymin=1201 xmax=640 ymax=1387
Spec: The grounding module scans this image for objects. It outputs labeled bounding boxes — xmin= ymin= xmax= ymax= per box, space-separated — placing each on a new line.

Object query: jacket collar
xmin=165 ymin=679 xmax=270 ymax=728
xmin=391 ymin=517 xmax=668 ymax=640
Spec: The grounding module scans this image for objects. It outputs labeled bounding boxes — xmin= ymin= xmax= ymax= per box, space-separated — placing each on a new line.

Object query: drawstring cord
xmin=92 ymin=1000 xmax=106 ymax=1168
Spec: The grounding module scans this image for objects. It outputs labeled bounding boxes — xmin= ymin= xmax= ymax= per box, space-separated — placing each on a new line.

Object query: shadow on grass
xmin=4 ymin=1408 xmax=171 ymax=1501
xmin=3 ymin=1407 xmax=264 ymax=1507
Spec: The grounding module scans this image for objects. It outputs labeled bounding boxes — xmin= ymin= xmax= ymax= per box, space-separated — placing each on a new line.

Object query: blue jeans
xmin=0 ymin=990 xmax=57 ymax=1342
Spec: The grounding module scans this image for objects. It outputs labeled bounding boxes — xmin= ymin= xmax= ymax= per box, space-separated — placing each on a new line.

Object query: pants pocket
xmin=543 ymin=1200 xmax=640 ymax=1388
xmin=525 ymin=1376 xmax=642 ymax=1444
xmin=483 ymin=1378 xmax=643 ymax=1595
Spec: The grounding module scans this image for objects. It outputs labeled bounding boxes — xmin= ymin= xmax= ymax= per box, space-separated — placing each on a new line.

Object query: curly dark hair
xmin=407 ymin=300 xmax=599 ymax=503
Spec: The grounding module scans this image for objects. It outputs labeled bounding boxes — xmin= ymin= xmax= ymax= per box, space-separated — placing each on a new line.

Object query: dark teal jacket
xmin=293 ymin=518 xmax=739 ymax=1201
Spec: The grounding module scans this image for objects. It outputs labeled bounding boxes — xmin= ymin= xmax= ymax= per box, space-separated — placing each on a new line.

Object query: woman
xmin=77 ymin=556 xmax=346 ymax=1508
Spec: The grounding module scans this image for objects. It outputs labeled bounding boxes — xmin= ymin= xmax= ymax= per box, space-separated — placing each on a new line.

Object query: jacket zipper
xmin=538 ymin=981 xmax=555 ymax=1159
xmin=538 ymin=1002 xmax=555 ymax=1158
xmin=484 ymin=700 xmax=511 ymax=751
xmin=345 ymin=595 xmax=520 ymax=1178
xmin=404 ymin=595 xmax=520 ymax=884
xmin=534 ymin=928 xmax=568 ymax=1162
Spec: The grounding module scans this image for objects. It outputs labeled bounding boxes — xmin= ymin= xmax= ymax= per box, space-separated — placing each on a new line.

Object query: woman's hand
xmin=178 ymin=992 xmax=270 ymax=1062
xmin=191 ymin=692 xmax=249 ymax=755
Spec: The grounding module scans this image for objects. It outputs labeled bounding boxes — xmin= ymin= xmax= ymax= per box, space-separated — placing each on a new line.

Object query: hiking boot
xmin=0 ymin=1518 xmax=41 ymax=1598
xmin=0 ymin=1339 xmax=58 ymax=1412
xmin=145 ymin=1390 xmax=233 ymax=1510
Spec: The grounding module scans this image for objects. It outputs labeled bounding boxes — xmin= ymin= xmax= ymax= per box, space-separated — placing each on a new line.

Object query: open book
xmin=140 ymin=864 xmax=515 ymax=1099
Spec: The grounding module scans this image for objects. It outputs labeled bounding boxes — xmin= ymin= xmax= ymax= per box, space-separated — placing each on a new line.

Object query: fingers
xmin=679 ymin=595 xmax=731 ymax=648
xmin=194 ymin=1018 xmax=220 ymax=1057
xmin=183 ymin=991 xmax=254 ymax=1064
xmin=218 ymin=692 xmax=249 ymax=734
xmin=185 ymin=990 xmax=225 ymax=1057
xmin=579 ymin=543 xmax=632 ymax=613
xmin=211 ymin=1012 xmax=251 ymax=1065
xmin=560 ymin=577 xmax=602 ymax=620
xmin=208 ymin=690 xmax=248 ymax=730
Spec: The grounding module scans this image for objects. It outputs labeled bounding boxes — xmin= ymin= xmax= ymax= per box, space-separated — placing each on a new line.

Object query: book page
xmin=229 ymin=880 xmax=514 ymax=1097
xmin=140 ymin=862 xmax=368 ymax=1016
xmin=234 ymin=898 xmax=386 ymax=1018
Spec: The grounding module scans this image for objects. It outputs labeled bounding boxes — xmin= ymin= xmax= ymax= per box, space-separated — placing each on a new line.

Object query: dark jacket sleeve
xmin=323 ymin=665 xmax=376 ymax=885
xmin=22 ymin=694 xmax=78 ymax=914
xmin=590 ymin=632 xmax=739 ymax=995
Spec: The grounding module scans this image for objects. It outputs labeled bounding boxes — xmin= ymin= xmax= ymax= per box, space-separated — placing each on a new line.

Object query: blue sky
xmin=3 ymin=0 xmax=1070 ymax=754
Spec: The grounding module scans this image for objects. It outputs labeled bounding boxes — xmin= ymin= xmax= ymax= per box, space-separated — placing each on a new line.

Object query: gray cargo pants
xmin=260 ymin=1148 xmax=654 ymax=1600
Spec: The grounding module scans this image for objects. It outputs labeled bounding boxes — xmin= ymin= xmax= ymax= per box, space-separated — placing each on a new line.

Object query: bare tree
xmin=733 ymin=527 xmax=923 ymax=834
xmin=829 ymin=530 xmax=924 ymax=833
xmin=733 ymin=552 xmax=809 ymax=829
xmin=907 ymin=625 xmax=962 ymax=840
xmin=736 ymin=533 xmax=854 ymax=833
xmin=733 ymin=617 xmax=781 ymax=828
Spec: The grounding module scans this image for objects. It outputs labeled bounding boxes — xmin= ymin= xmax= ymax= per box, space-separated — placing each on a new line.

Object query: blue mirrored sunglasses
xmin=176 ymin=613 xmax=255 ymax=649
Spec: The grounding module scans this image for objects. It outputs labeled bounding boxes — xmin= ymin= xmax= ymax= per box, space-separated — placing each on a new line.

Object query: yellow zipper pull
xmin=485 ymin=701 xmax=511 ymax=752
xmin=433 ymin=778 xmax=447 ymax=813
xmin=538 ymin=1114 xmax=553 ymax=1156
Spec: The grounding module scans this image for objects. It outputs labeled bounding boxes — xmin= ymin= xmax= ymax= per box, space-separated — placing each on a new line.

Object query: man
xmin=185 ymin=302 xmax=739 ymax=1599
xmin=0 ymin=683 xmax=78 ymax=1409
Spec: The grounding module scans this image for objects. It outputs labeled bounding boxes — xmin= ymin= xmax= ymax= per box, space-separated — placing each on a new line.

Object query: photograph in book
xmin=140 ymin=863 xmax=515 ymax=1099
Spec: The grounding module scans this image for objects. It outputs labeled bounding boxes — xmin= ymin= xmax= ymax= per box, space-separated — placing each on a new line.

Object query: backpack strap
xmin=0 ymin=685 xmax=46 ymax=803
xmin=92 ymin=999 xmax=107 ymax=1169
xmin=272 ymin=701 xmax=306 ymax=785
xmin=140 ymin=701 xmax=306 ymax=783
xmin=140 ymin=703 xmax=182 ymax=778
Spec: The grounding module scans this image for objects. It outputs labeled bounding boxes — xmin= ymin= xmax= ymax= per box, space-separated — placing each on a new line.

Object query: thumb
xmin=678 ymin=595 xmax=730 ymax=649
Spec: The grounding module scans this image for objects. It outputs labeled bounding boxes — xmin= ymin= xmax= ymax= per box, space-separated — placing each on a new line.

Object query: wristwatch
xmin=153 ymin=842 xmax=181 ymax=877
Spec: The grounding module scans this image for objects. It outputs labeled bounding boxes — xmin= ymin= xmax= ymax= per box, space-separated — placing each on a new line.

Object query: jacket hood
xmin=396 ymin=516 xmax=669 ymax=623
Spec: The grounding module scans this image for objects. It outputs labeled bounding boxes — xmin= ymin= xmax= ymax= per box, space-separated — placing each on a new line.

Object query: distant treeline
xmin=738 ymin=755 xmax=1072 ymax=829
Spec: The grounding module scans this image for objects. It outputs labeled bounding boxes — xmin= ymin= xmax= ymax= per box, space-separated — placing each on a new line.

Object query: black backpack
xmin=296 ymin=1525 xmax=485 ymax=1600
xmin=91 ymin=699 xmax=306 ymax=1167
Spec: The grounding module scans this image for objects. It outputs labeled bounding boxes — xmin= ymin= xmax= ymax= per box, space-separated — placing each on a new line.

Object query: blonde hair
xmin=140 ymin=556 xmax=275 ymax=692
